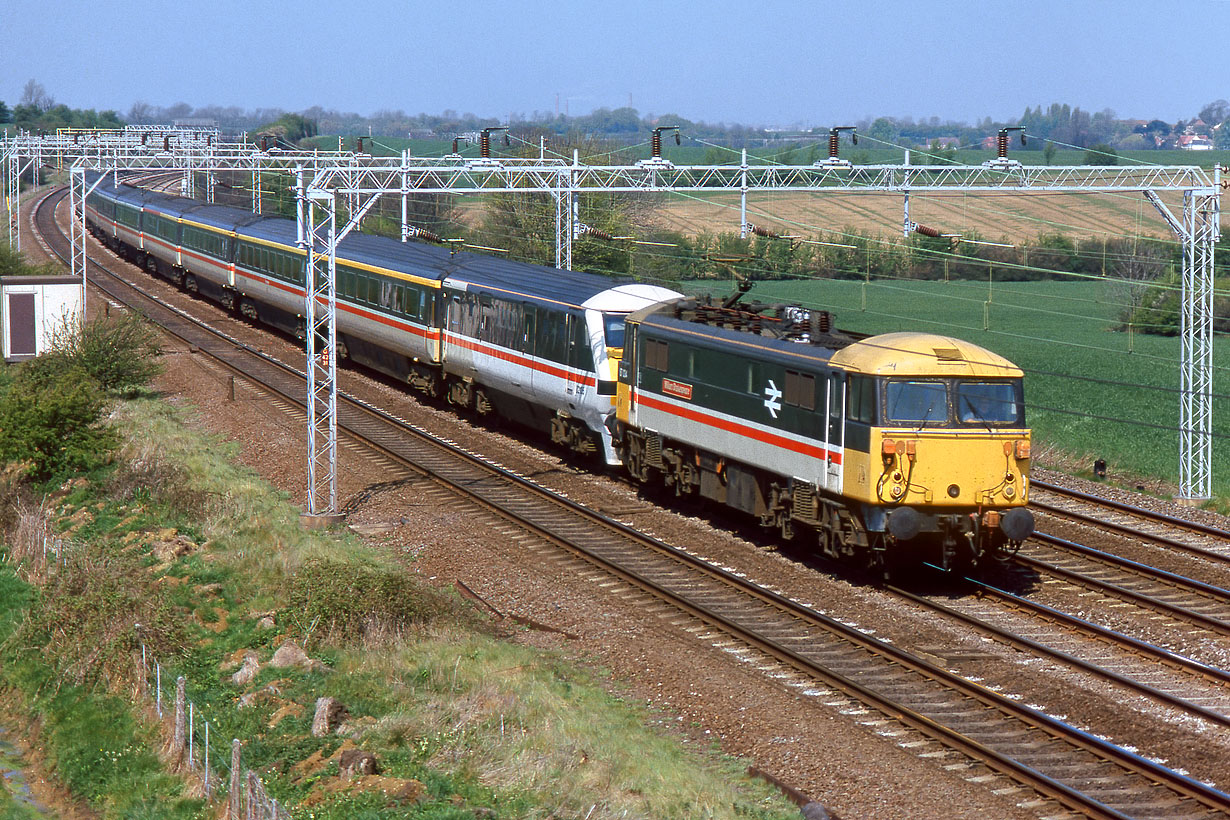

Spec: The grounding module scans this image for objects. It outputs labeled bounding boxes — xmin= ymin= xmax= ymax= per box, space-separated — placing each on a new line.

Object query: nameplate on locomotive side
xmin=662 ymin=379 xmax=693 ymax=400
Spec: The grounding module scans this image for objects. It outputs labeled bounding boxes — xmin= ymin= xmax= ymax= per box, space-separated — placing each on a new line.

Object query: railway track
xmin=33 ymin=185 xmax=1230 ymax=819
xmin=1031 ymin=480 xmax=1230 ymax=563
xmin=896 ymin=577 xmax=1230 ymax=722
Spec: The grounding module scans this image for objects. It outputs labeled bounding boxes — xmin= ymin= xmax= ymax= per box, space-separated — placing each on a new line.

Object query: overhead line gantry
xmin=3 ymin=130 xmax=1220 ymax=506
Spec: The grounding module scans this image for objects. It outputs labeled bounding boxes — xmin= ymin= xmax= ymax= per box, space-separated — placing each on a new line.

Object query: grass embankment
xmin=699 ymin=277 xmax=1230 ymax=506
xmin=0 ymin=395 xmax=798 ymax=820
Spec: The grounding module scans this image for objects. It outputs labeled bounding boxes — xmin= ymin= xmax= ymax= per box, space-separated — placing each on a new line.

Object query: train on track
xmin=83 ymin=174 xmax=1033 ymax=574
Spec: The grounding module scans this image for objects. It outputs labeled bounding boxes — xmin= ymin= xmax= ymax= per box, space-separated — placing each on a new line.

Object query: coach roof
xmin=444 ymin=251 xmax=634 ymax=309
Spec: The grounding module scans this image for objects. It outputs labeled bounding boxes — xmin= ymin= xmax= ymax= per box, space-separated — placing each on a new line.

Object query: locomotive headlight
xmin=947 ymin=484 xmax=961 ymax=498
xmin=890 ymin=484 xmax=905 ymax=499
xmin=1003 ymin=485 xmax=1016 ymax=499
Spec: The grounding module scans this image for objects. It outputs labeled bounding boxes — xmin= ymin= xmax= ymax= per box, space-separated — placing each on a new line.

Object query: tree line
xmin=11 ymin=75 xmax=1230 ymax=152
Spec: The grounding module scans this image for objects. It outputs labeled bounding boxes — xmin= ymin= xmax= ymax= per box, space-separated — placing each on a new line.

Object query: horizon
xmin=4 ymin=0 xmax=1229 ymax=131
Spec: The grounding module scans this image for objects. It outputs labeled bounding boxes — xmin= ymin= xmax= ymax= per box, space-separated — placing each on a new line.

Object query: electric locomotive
xmin=612 ymin=295 xmax=1034 ymax=573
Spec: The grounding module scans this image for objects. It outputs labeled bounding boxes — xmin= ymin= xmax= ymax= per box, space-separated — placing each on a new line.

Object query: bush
xmin=288 ymin=558 xmax=461 ymax=643
xmin=1083 ymin=143 xmax=1118 ymax=165
xmin=8 ymin=547 xmax=183 ymax=688
xmin=0 ymin=358 xmax=114 ymax=480
xmin=47 ymin=313 xmax=163 ymax=395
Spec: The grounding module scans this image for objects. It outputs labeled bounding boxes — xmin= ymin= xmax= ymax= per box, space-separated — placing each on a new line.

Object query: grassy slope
xmin=0 ymin=396 xmax=798 ymax=820
xmin=689 ymin=277 xmax=1230 ymax=501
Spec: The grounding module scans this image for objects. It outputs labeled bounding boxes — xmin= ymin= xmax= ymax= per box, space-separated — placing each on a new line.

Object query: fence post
xmin=173 ymin=677 xmax=186 ymax=762
xmin=229 ymin=739 xmax=241 ymax=819
xmin=188 ymin=702 xmax=194 ymax=768
xmin=156 ymin=663 xmax=162 ymax=716
xmin=204 ymin=721 xmax=211 ymax=797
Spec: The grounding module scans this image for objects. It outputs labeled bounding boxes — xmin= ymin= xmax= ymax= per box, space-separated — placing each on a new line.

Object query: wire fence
xmin=139 ymin=649 xmax=295 ymax=820
xmin=4 ymin=503 xmax=295 ymax=820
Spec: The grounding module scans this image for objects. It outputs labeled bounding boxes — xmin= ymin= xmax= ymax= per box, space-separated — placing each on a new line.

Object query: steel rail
xmin=1017 ymin=536 xmax=1230 ymax=637
xmin=1031 ymin=479 xmax=1230 ymax=544
xmin=890 ymin=582 xmax=1230 ymax=729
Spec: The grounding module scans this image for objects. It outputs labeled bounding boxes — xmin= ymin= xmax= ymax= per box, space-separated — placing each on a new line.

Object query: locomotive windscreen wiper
xmin=960 ymin=395 xmax=995 ymax=432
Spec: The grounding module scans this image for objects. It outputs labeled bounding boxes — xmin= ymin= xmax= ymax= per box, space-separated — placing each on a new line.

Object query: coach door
xmin=825 ymin=372 xmax=844 ymax=491
xmin=564 ymin=312 xmax=587 ymax=409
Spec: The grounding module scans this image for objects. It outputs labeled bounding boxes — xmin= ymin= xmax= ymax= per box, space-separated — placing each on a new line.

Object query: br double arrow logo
xmin=763 ymin=379 xmax=782 ymax=418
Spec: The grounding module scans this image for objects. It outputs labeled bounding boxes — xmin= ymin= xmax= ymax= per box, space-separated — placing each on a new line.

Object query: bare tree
xmin=1109 ymin=240 xmax=1173 ymax=332
xmin=20 ymin=79 xmax=53 ymax=112
xmin=127 ymin=101 xmax=152 ymax=124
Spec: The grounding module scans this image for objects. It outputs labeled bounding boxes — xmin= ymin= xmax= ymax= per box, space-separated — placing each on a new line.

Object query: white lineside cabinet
xmin=0 ymin=276 xmax=83 ymax=363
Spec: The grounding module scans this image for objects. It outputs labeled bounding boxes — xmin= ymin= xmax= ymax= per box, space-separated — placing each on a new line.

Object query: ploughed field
xmin=651 ymin=189 xmax=1185 ymax=244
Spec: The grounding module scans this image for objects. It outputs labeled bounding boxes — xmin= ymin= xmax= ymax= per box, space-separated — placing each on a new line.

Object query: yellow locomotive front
xmin=832 ymin=332 xmax=1033 ymax=572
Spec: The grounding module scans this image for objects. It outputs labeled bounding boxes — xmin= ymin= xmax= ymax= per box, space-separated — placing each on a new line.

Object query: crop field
xmin=650 ymin=189 xmax=1186 ymax=246
xmin=681 ymin=276 xmax=1230 ymax=500
xmin=355 ymin=138 xmax=1216 ymax=246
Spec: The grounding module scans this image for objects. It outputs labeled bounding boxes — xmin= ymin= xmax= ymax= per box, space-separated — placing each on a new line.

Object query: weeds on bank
xmin=1 ymin=380 xmax=796 ymax=818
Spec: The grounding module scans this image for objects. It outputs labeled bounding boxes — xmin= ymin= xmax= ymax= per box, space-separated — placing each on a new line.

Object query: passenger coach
xmin=83 ymin=174 xmax=681 ymax=464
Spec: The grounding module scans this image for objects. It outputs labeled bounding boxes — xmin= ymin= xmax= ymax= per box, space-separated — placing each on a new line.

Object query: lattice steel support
xmin=556 ymin=160 xmax=575 ymax=270
xmin=1181 ymin=190 xmax=1217 ymax=500
xmin=69 ymin=167 xmax=86 ymax=316
xmin=4 ymin=148 xmax=18 ymax=250
xmin=299 ymin=169 xmax=340 ymax=517
xmin=298 ymin=169 xmax=388 ymax=518
xmin=1145 ymin=187 xmax=1218 ymax=500
xmin=740 ymin=149 xmax=749 ymax=239
xmin=6 ymin=149 xmax=33 ymax=252
xmin=68 ymin=164 xmax=115 ymax=319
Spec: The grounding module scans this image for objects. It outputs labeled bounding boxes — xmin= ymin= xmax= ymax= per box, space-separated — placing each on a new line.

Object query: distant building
xmin=1177 ymin=134 xmax=1213 ymax=151
xmin=172 ymin=118 xmax=219 ymax=129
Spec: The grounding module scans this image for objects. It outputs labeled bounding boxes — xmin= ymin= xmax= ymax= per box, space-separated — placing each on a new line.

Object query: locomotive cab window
xmin=848 ymin=375 xmax=878 ymax=424
xmin=956 ymin=380 xmax=1023 ymax=426
xmin=885 ymin=379 xmax=948 ymax=425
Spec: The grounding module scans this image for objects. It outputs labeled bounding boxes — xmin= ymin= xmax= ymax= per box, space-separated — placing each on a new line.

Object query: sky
xmin=3 ymin=0 xmax=1229 ymax=129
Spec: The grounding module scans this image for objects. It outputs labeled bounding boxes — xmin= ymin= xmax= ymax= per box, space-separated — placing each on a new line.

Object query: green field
xmin=687 ymin=277 xmax=1230 ymax=502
